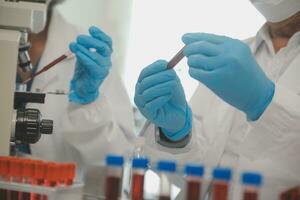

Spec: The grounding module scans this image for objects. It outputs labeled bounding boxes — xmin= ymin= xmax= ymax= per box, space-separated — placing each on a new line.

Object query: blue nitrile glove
xmin=134 ymin=60 xmax=192 ymax=141
xmin=68 ymin=26 xmax=112 ymax=104
xmin=182 ymin=33 xmax=275 ymax=121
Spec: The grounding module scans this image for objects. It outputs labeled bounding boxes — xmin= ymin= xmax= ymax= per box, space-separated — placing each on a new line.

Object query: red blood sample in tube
xmin=8 ymin=157 xmax=22 ymax=200
xmin=159 ymin=196 xmax=171 ymax=200
xmin=45 ymin=163 xmax=59 ymax=187
xmin=280 ymin=186 xmax=300 ymax=200
xmin=31 ymin=160 xmax=46 ymax=200
xmin=243 ymin=190 xmax=258 ymax=200
xmin=212 ymin=181 xmax=229 ymax=200
xmin=105 ymin=176 xmax=121 ymax=200
xmin=65 ymin=163 xmax=75 ymax=186
xmin=131 ymin=174 xmax=144 ymax=200
xmin=0 ymin=157 xmax=9 ymax=200
xmin=20 ymin=159 xmax=34 ymax=200
xmin=187 ymin=180 xmax=201 ymax=200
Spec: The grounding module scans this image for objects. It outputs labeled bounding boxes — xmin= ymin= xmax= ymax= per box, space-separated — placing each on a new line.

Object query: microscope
xmin=0 ymin=0 xmax=53 ymax=156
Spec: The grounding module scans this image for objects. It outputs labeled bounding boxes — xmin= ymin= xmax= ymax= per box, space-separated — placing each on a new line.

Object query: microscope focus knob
xmin=40 ymin=119 xmax=53 ymax=135
xmin=15 ymin=108 xmax=53 ymax=144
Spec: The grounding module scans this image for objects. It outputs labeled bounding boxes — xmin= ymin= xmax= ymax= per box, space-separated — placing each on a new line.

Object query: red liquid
xmin=0 ymin=189 xmax=7 ymax=200
xmin=159 ymin=196 xmax=171 ymax=200
xmin=31 ymin=179 xmax=44 ymax=200
xmin=131 ymin=174 xmax=144 ymax=200
xmin=243 ymin=190 xmax=258 ymax=200
xmin=21 ymin=192 xmax=31 ymax=200
xmin=186 ymin=181 xmax=201 ymax=200
xmin=212 ymin=182 xmax=229 ymax=200
xmin=280 ymin=186 xmax=300 ymax=200
xmin=105 ymin=176 xmax=120 ymax=200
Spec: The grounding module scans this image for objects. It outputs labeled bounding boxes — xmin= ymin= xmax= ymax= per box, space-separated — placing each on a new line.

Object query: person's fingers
xmin=77 ymin=35 xmax=112 ymax=56
xmin=89 ymin=26 xmax=113 ymax=48
xmin=141 ymin=80 xmax=176 ymax=103
xmin=138 ymin=70 xmax=177 ymax=94
xmin=69 ymin=42 xmax=78 ymax=53
xmin=182 ymin=32 xmax=228 ymax=45
xmin=137 ymin=60 xmax=168 ymax=83
xmin=75 ymin=51 xmax=109 ymax=79
xmin=188 ymin=54 xmax=224 ymax=71
xmin=188 ymin=67 xmax=220 ymax=87
xmin=75 ymin=43 xmax=111 ymax=67
xmin=184 ymin=41 xmax=222 ymax=57
xmin=143 ymin=95 xmax=172 ymax=118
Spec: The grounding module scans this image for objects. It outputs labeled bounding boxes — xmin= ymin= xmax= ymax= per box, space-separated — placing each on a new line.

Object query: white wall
xmin=55 ymin=0 xmax=266 ymax=103
xmin=56 ymin=0 xmax=133 ymax=75
xmin=124 ymin=0 xmax=266 ymax=102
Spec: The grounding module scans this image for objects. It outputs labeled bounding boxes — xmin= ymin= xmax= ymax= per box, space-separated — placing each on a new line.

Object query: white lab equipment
xmin=0 ymin=0 xmax=52 ymax=156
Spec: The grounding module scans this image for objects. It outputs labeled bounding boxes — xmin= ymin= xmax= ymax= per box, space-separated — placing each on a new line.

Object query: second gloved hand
xmin=134 ymin=60 xmax=192 ymax=141
xmin=182 ymin=33 xmax=275 ymax=121
xmin=69 ymin=26 xmax=112 ymax=104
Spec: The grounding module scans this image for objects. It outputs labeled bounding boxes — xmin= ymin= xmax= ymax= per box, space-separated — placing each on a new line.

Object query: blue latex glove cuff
xmin=161 ymin=105 xmax=192 ymax=142
xmin=246 ymin=81 xmax=275 ymax=121
xmin=69 ymin=90 xmax=99 ymax=105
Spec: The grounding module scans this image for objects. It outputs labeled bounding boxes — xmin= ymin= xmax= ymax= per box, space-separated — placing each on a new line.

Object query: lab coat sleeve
xmin=142 ymin=85 xmax=233 ymax=167
xmin=60 ymin=94 xmax=133 ymax=168
xmin=240 ymin=84 xmax=300 ymax=160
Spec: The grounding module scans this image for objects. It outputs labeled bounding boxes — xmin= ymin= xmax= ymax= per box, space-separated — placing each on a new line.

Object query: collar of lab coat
xmin=254 ymin=23 xmax=300 ymax=55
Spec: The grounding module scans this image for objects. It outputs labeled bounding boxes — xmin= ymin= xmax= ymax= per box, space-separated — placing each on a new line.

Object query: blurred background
xmin=56 ymin=0 xmax=266 ymax=103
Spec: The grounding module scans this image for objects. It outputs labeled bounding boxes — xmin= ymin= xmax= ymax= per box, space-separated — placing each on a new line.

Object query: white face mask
xmin=250 ymin=0 xmax=300 ymax=22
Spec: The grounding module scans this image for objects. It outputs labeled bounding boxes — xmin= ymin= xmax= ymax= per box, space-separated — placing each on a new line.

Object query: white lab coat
xmin=141 ymin=25 xmax=300 ymax=199
xmin=27 ymin=10 xmax=135 ymax=185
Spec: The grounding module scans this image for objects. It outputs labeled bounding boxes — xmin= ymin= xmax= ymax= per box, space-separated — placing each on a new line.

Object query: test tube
xmin=65 ymin=163 xmax=76 ymax=186
xmin=211 ymin=167 xmax=232 ymax=200
xmin=131 ymin=158 xmax=149 ymax=200
xmin=31 ymin=160 xmax=46 ymax=200
xmin=241 ymin=172 xmax=262 ymax=200
xmin=0 ymin=157 xmax=9 ymax=200
xmin=8 ymin=157 xmax=22 ymax=200
xmin=184 ymin=164 xmax=204 ymax=200
xmin=167 ymin=46 xmax=186 ymax=69
xmin=157 ymin=160 xmax=177 ymax=200
xmin=280 ymin=186 xmax=300 ymax=200
xmin=20 ymin=159 xmax=34 ymax=200
xmin=104 ymin=155 xmax=124 ymax=200
xmin=43 ymin=162 xmax=61 ymax=200
xmin=44 ymin=162 xmax=60 ymax=188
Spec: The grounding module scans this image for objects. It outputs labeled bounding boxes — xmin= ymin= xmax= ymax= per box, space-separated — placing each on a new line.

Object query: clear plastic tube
xmin=157 ymin=160 xmax=177 ymax=200
xmin=131 ymin=158 xmax=148 ymax=200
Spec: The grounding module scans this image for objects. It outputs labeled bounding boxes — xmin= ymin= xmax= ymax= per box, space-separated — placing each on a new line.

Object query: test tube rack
xmin=0 ymin=180 xmax=83 ymax=200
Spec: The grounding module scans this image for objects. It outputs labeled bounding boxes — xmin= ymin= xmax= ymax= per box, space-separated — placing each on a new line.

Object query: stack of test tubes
xmin=0 ymin=156 xmax=82 ymax=200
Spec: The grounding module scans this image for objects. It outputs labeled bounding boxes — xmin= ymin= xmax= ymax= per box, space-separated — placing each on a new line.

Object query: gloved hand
xmin=182 ymin=33 xmax=275 ymax=121
xmin=69 ymin=26 xmax=112 ymax=104
xmin=134 ymin=60 xmax=192 ymax=141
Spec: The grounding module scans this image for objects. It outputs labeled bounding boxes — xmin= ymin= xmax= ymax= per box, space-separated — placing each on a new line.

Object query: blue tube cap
xmin=105 ymin=155 xmax=124 ymax=167
xmin=184 ymin=165 xmax=204 ymax=177
xmin=132 ymin=158 xmax=149 ymax=169
xmin=242 ymin=172 xmax=263 ymax=186
xmin=157 ymin=160 xmax=177 ymax=172
xmin=213 ymin=167 xmax=232 ymax=181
